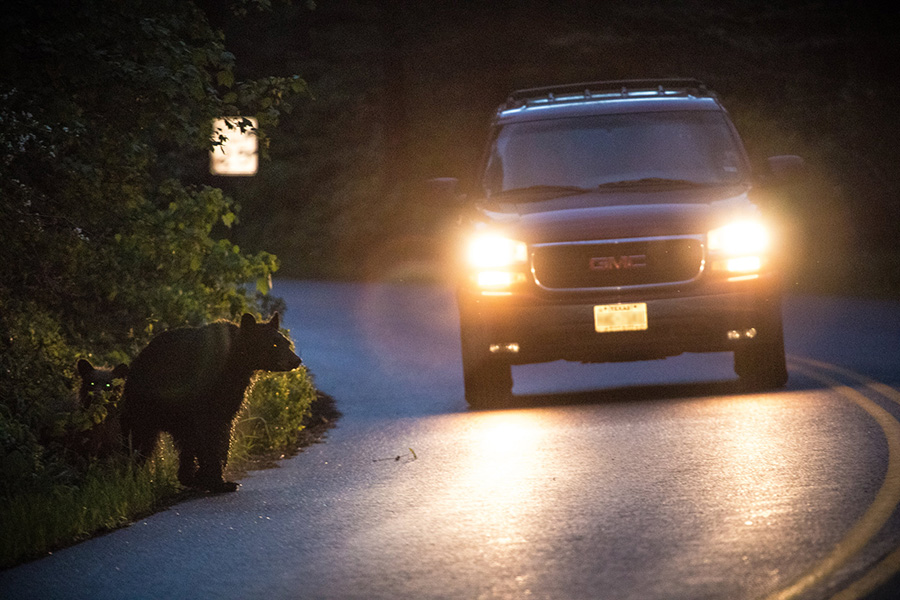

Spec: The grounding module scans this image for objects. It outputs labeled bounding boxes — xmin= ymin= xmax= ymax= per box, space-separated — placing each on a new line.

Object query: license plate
xmin=594 ymin=303 xmax=648 ymax=333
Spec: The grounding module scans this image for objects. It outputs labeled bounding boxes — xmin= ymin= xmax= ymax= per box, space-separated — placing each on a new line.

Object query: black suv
xmin=451 ymin=79 xmax=802 ymax=408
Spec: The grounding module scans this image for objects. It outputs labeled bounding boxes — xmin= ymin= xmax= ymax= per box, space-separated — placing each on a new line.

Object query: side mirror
xmin=766 ymin=155 xmax=807 ymax=183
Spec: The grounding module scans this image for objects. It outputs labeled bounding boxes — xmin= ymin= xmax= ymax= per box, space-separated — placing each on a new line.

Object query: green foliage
xmin=0 ymin=0 xmax=316 ymax=555
xmin=0 ymin=1 xmax=306 ymax=352
xmin=0 ymin=448 xmax=181 ymax=568
xmin=0 ymin=413 xmax=45 ymax=497
xmin=233 ymin=368 xmax=317 ymax=458
xmin=0 ymin=3 xmax=307 ymax=385
xmin=0 ymin=365 xmax=318 ymax=568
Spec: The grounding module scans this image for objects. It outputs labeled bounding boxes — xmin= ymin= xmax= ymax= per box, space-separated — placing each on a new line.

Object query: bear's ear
xmin=77 ymin=359 xmax=94 ymax=377
xmin=268 ymin=312 xmax=280 ymax=330
xmin=240 ymin=313 xmax=257 ymax=329
xmin=112 ymin=364 xmax=129 ymax=379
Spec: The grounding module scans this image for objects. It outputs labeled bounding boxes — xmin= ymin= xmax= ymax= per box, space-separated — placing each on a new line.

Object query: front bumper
xmin=458 ymin=277 xmax=782 ymax=364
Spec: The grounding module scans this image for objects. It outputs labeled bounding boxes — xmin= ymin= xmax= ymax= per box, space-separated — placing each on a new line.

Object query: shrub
xmin=0 ymin=364 xmax=319 ymax=568
xmin=233 ymin=368 xmax=318 ymax=459
xmin=0 ymin=0 xmax=318 ymax=566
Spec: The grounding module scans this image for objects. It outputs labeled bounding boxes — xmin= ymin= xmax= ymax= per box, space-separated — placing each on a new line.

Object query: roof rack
xmin=503 ymin=78 xmax=714 ymax=110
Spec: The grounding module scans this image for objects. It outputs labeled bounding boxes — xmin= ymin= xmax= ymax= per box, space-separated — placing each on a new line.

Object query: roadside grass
xmin=0 ymin=367 xmax=329 ymax=569
xmin=0 ymin=444 xmax=181 ymax=569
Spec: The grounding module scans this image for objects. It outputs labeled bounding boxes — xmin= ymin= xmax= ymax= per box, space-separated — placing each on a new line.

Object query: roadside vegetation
xmin=0 ymin=0 xmax=322 ymax=569
xmin=0 ymin=370 xmax=323 ymax=568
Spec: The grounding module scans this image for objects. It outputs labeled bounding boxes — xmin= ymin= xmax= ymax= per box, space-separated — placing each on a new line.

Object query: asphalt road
xmin=2 ymin=280 xmax=900 ymax=600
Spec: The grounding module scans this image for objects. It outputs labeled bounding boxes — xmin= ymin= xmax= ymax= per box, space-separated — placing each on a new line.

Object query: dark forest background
xmin=215 ymin=0 xmax=900 ymax=296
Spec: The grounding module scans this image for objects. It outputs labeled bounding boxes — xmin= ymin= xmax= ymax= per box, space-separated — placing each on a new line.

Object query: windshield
xmin=482 ymin=111 xmax=749 ymax=197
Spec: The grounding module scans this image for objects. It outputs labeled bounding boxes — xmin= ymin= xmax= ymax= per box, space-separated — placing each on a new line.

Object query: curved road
xmin=2 ymin=280 xmax=900 ymax=599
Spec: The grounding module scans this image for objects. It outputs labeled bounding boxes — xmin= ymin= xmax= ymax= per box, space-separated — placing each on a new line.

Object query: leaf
xmin=222 ymin=212 xmax=236 ymax=228
xmin=217 ymin=69 xmax=235 ymax=88
xmin=256 ymin=273 xmax=272 ymax=295
xmin=290 ymin=76 xmax=308 ymax=94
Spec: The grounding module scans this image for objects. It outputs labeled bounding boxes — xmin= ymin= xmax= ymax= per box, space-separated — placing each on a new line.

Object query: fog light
xmin=489 ymin=343 xmax=520 ymax=354
xmin=727 ymin=328 xmax=758 ymax=341
xmin=726 ymin=256 xmax=762 ymax=273
xmin=475 ymin=271 xmax=527 ymax=289
xmin=477 ymin=271 xmax=514 ymax=288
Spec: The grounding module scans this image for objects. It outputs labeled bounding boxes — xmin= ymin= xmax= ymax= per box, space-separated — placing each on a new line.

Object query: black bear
xmin=73 ymin=359 xmax=129 ymax=458
xmin=120 ymin=313 xmax=301 ymax=492
xmin=77 ymin=359 xmax=129 ymax=409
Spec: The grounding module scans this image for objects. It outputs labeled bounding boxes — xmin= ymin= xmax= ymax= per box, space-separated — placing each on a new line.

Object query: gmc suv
xmin=451 ymin=79 xmax=802 ymax=408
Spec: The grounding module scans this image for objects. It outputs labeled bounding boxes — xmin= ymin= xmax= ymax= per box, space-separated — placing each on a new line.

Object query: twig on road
xmin=373 ymin=448 xmax=417 ymax=463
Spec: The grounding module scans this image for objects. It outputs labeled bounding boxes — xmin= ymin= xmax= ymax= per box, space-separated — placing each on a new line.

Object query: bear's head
xmin=238 ymin=313 xmax=303 ymax=372
xmin=77 ymin=359 xmax=129 ymax=409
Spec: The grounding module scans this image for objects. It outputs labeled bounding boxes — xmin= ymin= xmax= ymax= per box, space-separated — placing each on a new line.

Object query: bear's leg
xmin=195 ymin=422 xmax=238 ymax=493
xmin=171 ymin=430 xmax=200 ymax=488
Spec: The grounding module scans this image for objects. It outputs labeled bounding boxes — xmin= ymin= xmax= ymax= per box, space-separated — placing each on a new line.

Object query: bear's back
xmin=125 ymin=321 xmax=238 ymax=405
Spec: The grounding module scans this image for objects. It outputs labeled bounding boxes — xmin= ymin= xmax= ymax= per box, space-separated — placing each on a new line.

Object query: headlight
xmin=466 ymin=234 xmax=529 ymax=291
xmin=707 ymin=220 xmax=770 ymax=275
xmin=467 ymin=235 xmax=528 ymax=268
xmin=707 ymin=221 xmax=769 ymax=255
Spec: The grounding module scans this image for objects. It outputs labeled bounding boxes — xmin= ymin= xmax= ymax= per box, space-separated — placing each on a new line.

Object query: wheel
xmin=459 ymin=313 xmax=512 ymax=409
xmin=733 ymin=308 xmax=788 ymax=390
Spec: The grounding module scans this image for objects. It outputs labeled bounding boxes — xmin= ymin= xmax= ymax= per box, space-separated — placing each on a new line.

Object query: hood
xmin=474 ymin=185 xmax=759 ymax=243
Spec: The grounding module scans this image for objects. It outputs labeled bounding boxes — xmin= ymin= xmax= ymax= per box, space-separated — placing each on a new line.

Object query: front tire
xmin=734 ymin=309 xmax=788 ymax=390
xmin=459 ymin=314 xmax=512 ymax=409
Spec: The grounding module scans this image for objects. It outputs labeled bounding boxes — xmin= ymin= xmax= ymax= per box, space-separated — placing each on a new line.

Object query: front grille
xmin=532 ymin=236 xmax=704 ymax=290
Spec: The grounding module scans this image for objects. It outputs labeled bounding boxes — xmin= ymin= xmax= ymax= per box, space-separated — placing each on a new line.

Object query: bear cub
xmin=120 ymin=313 xmax=301 ymax=493
xmin=74 ymin=359 xmax=129 ymax=458
xmin=78 ymin=359 xmax=129 ymax=409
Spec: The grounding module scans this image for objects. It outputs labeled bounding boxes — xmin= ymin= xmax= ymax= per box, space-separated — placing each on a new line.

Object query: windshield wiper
xmin=594 ymin=178 xmax=710 ymax=189
xmin=494 ymin=184 xmax=592 ymax=197
xmin=493 ymin=179 xmax=716 ymax=199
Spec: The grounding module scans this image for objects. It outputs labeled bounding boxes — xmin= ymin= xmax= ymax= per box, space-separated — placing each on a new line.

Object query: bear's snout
xmin=282 ymin=354 xmax=302 ymax=371
xmin=272 ymin=346 xmax=302 ymax=371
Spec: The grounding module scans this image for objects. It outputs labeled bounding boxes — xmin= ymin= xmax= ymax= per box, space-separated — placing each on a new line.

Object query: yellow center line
xmin=788 ymin=356 xmax=900 ymax=600
xmin=760 ymin=357 xmax=900 ymax=600
xmin=791 ymin=356 xmax=900 ymax=408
